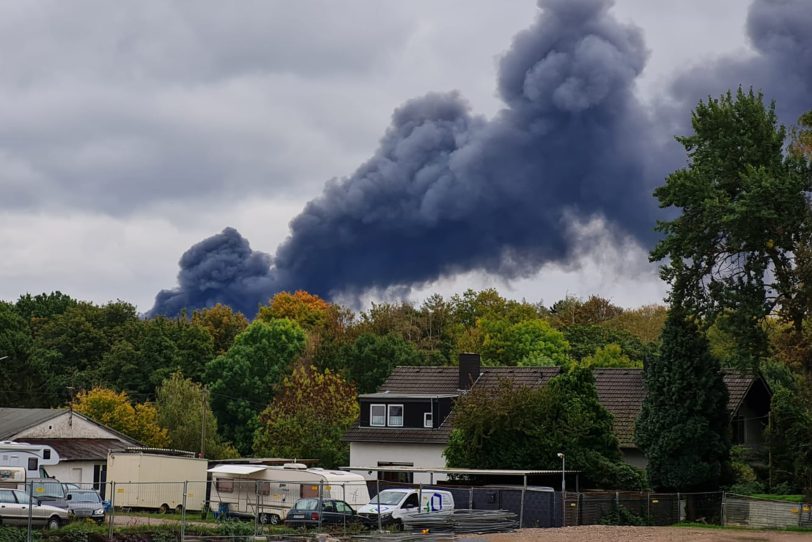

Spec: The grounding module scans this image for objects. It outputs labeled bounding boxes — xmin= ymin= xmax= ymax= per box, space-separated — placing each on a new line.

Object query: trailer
xmin=107 ymin=449 xmax=207 ymax=513
xmin=0 ymin=441 xmax=60 ymax=478
xmin=208 ymin=463 xmax=370 ymax=525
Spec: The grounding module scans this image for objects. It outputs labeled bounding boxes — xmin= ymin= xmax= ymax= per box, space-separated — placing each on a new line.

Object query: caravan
xmin=0 ymin=441 xmax=60 ymax=479
xmin=208 ymin=463 xmax=370 ymax=525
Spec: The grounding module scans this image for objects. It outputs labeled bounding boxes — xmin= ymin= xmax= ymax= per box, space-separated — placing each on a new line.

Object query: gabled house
xmin=0 ymin=407 xmax=140 ymax=492
xmin=343 ymin=354 xmax=771 ymax=482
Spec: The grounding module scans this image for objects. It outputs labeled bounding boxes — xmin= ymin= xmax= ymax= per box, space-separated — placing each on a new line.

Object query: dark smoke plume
xmin=150 ymin=227 xmax=274 ymax=317
xmin=151 ymin=0 xmax=812 ymax=317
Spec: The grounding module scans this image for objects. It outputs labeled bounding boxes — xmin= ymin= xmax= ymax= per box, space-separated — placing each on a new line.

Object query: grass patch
xmin=676 ymin=521 xmax=812 ymax=533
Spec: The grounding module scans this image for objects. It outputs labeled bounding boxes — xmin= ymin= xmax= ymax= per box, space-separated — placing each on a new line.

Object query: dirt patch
xmin=474 ymin=526 xmax=812 ymax=542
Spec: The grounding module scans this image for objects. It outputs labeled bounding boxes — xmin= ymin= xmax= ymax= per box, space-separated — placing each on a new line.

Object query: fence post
xmin=469 ymin=486 xmax=473 ymax=511
xmin=26 ymin=480 xmax=33 ymax=542
xmin=254 ymin=480 xmax=260 ymax=536
xmin=676 ymin=492 xmax=680 ymax=523
xmin=181 ymin=481 xmax=188 ymax=542
xmin=721 ymin=491 xmax=726 ymax=526
xmin=519 ymin=474 xmax=527 ymax=528
xmin=646 ymin=492 xmax=651 ymax=522
xmin=108 ymin=481 xmax=116 ymax=540
xmin=375 ymin=478 xmax=382 ymax=532
xmin=318 ymin=481 xmax=324 ymax=529
xmin=418 ymin=483 xmax=423 ymax=513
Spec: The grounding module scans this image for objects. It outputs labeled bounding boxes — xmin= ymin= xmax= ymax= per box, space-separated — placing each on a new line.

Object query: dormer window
xmin=370 ymin=404 xmax=386 ymax=426
xmin=387 ymin=405 xmax=404 ymax=427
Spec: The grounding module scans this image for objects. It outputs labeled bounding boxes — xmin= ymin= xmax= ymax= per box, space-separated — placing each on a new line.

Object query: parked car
xmin=29 ymin=478 xmax=69 ymax=510
xmin=284 ymin=498 xmax=362 ymax=529
xmin=357 ymin=488 xmax=455 ymax=528
xmin=65 ymin=490 xmax=105 ymax=524
xmin=0 ymin=489 xmax=68 ymax=529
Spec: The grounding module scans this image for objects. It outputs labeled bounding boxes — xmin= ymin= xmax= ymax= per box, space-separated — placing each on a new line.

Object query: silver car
xmin=0 ymin=489 xmax=68 ymax=529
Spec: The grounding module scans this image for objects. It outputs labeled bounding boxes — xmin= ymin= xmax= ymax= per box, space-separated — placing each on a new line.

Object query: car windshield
xmin=32 ymin=481 xmax=64 ymax=499
xmin=293 ymin=499 xmax=318 ymax=511
xmin=71 ymin=492 xmax=101 ymax=503
xmin=369 ymin=491 xmax=405 ymax=505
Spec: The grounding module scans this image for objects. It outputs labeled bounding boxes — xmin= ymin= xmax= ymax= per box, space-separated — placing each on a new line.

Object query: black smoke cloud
xmin=150 ymin=227 xmax=274 ymax=317
xmin=151 ymin=0 xmax=812 ymax=317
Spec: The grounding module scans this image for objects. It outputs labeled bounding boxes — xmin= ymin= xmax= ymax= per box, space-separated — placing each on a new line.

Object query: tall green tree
xmin=156 ymin=372 xmax=237 ymax=459
xmin=636 ymin=308 xmax=731 ymax=490
xmin=476 ymin=318 xmax=570 ymax=366
xmin=331 ymin=332 xmax=424 ymax=394
xmin=651 ymin=89 xmax=812 ymax=370
xmin=0 ymin=302 xmax=37 ymax=407
xmin=205 ymin=318 xmax=306 ymax=454
xmin=254 ymin=366 xmax=358 ymax=468
xmin=445 ymin=367 xmax=642 ymax=489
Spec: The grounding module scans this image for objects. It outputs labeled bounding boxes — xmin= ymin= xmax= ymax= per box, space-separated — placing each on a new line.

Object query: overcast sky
xmin=0 ymin=0 xmax=752 ymax=312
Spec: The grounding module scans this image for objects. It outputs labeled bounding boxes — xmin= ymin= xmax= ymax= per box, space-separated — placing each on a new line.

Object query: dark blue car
xmin=284 ymin=498 xmax=362 ymax=529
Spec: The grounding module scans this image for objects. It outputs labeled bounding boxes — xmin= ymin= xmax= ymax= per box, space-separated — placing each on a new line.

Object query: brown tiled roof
xmin=379 ymin=367 xmax=459 ymax=394
xmin=592 ymin=369 xmax=645 ymax=448
xmin=593 ymin=369 xmax=764 ymax=448
xmin=21 ymin=438 xmax=129 ymax=461
xmin=476 ymin=367 xmax=562 ymax=389
xmin=724 ymin=373 xmax=756 ymax=414
xmin=349 ymin=366 xmax=767 ymax=450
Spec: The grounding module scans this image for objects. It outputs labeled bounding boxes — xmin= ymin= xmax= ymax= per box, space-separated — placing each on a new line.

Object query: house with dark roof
xmin=0 ymin=408 xmax=140 ymax=493
xmin=344 ymin=354 xmax=771 ymax=482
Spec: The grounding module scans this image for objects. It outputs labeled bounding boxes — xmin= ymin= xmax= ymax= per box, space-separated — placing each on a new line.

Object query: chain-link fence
xmin=563 ymin=491 xmax=724 ymax=526
xmin=10 ymin=478 xmax=812 ymax=539
xmin=724 ymin=494 xmax=812 ymax=529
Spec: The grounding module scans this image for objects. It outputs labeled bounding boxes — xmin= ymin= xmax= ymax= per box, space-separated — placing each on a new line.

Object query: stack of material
xmin=401 ymin=510 xmax=518 ymax=534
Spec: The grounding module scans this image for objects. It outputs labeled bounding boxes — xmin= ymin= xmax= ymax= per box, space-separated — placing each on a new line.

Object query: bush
xmin=600 ymin=503 xmax=649 ymax=526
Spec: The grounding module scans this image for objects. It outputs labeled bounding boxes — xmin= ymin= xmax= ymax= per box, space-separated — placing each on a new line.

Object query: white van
xmin=358 ymin=488 xmax=454 ymax=527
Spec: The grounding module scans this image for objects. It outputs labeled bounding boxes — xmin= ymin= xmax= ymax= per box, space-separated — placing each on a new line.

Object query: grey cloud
xmin=0 ymin=1 xmax=414 ymax=214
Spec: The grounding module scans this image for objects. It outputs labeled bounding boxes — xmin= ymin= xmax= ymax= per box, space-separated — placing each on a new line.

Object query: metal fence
xmin=562 ymin=490 xmax=723 ymax=526
xmin=724 ymin=494 xmax=812 ymax=529
xmin=13 ymin=479 xmax=812 ymax=539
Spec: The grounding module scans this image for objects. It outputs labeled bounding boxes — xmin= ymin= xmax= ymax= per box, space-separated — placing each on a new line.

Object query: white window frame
xmin=387 ymin=404 xmax=404 ymax=427
xmin=370 ymin=404 xmax=386 ymax=427
xmin=423 ymin=412 xmax=433 ymax=428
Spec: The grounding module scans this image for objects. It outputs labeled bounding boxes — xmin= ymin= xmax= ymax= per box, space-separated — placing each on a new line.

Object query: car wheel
xmin=175 ymin=505 xmax=183 ymax=514
xmin=47 ymin=516 xmax=61 ymax=530
xmin=259 ymin=513 xmax=280 ymax=525
xmin=158 ymin=503 xmax=169 ymax=514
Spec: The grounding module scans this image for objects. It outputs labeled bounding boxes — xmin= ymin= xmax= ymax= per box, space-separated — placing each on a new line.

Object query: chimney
xmin=458 ymin=353 xmax=481 ymax=390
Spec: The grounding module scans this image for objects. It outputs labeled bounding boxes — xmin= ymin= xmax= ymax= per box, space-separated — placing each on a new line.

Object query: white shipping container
xmin=107 ymin=451 xmax=208 ymax=512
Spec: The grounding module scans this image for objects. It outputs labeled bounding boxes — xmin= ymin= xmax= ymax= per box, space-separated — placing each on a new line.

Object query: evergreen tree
xmin=636 ymin=307 xmax=731 ymax=490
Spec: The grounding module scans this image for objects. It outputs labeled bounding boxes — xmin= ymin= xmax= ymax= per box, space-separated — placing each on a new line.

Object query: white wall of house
xmin=46 ymin=461 xmax=99 ymax=486
xmin=14 ymin=412 xmax=123 ymax=440
xmin=349 ymin=442 xmax=448 ymax=484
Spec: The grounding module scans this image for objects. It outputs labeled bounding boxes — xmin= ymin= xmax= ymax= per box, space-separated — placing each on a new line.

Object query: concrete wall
xmin=14 ymin=412 xmax=123 ymax=440
xmin=349 ymin=442 xmax=448 ymax=484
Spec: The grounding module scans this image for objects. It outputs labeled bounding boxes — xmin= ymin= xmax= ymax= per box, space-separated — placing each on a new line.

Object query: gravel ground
xmin=474 ymin=526 xmax=812 ymax=542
